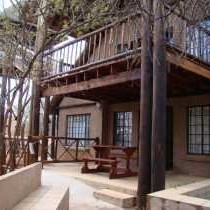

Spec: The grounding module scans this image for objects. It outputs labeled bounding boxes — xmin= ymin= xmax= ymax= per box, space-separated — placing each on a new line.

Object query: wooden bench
xmin=81 ymin=145 xmax=138 ymax=179
xmin=81 ymin=157 xmax=119 ymax=179
xmin=0 ymin=163 xmax=69 ymax=210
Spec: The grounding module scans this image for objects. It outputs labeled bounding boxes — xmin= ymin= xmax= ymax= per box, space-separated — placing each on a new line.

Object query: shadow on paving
xmin=42 ymin=169 xmax=136 ymax=210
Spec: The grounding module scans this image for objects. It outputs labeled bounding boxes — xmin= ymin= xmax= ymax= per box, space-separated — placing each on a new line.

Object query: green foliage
xmin=47 ymin=0 xmax=122 ymax=36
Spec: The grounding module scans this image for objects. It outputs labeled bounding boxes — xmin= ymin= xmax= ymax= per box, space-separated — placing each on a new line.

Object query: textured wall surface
xmin=169 ymin=94 xmax=210 ymax=177
xmin=0 ymin=163 xmax=41 ymax=210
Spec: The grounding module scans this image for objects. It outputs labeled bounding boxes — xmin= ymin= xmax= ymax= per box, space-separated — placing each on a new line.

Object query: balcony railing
xmin=4 ymin=137 xmax=30 ymax=174
xmin=42 ymin=14 xmax=141 ymax=80
xmin=2 ymin=136 xmax=99 ymax=174
xmin=41 ymin=13 xmax=210 ymax=81
xmin=31 ymin=136 xmax=99 ymax=163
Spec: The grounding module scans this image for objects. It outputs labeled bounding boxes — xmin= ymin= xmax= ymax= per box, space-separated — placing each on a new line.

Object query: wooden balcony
xmin=41 ymin=13 xmax=210 ymax=99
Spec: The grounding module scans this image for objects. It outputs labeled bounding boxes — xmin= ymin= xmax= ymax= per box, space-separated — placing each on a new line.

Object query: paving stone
xmin=93 ymin=189 xmax=136 ymax=208
xmin=12 ymin=185 xmax=69 ymax=210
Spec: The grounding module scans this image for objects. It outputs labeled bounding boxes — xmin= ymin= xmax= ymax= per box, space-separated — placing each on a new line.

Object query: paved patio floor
xmin=42 ymin=163 xmax=205 ymax=210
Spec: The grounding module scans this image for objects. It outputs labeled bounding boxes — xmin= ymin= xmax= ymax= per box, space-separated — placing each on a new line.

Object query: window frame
xmin=65 ymin=113 xmax=91 ymax=147
xmin=187 ymin=105 xmax=210 ymax=155
xmin=113 ymin=111 xmax=133 ymax=147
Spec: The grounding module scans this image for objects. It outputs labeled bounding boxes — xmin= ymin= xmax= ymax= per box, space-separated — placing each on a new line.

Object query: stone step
xmin=75 ymin=176 xmax=136 ymax=196
xmin=93 ymin=189 xmax=136 ymax=208
xmin=12 ymin=185 xmax=69 ymax=210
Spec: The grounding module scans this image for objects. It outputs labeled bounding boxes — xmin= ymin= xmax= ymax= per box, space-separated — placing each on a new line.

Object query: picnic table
xmin=81 ymin=144 xmax=138 ymax=179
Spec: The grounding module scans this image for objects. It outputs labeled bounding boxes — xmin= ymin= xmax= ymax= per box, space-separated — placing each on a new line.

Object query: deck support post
xmin=137 ymin=0 xmax=153 ymax=209
xmin=101 ymin=100 xmax=109 ymax=145
xmin=51 ymin=111 xmax=56 ymax=159
xmin=151 ymin=0 xmax=167 ymax=192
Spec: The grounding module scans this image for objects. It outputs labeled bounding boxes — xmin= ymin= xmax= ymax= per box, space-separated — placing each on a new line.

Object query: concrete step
xmin=12 ymin=185 xmax=69 ymax=210
xmin=75 ymin=176 xmax=136 ymax=196
xmin=93 ymin=189 xmax=136 ymax=208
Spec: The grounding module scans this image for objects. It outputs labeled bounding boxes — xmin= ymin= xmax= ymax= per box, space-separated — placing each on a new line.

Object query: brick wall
xmin=58 ymin=94 xmax=210 ymax=177
xmin=169 ymin=94 xmax=210 ymax=177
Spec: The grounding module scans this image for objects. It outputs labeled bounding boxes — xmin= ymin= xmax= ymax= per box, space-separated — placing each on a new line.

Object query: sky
xmin=0 ymin=0 xmax=12 ymax=11
xmin=0 ymin=0 xmax=81 ymax=74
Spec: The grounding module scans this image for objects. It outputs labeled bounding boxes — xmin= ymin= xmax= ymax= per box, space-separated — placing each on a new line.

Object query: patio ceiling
xmin=60 ymin=64 xmax=210 ymax=104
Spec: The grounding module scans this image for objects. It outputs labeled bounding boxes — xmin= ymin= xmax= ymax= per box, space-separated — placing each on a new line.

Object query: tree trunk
xmin=7 ymin=78 xmax=16 ymax=170
xmin=43 ymin=96 xmax=50 ymax=160
xmin=15 ymin=80 xmax=24 ymax=137
xmin=0 ymin=73 xmax=7 ymax=175
xmin=137 ymin=0 xmax=153 ymax=208
xmin=151 ymin=0 xmax=167 ymax=192
xmin=30 ymin=81 xmax=41 ymax=160
xmin=29 ymin=0 xmax=47 ymax=161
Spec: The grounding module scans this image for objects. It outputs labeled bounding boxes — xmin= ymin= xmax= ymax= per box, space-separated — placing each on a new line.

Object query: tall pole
xmin=151 ymin=0 xmax=167 ymax=192
xmin=137 ymin=0 xmax=153 ymax=209
xmin=29 ymin=0 xmax=47 ymax=160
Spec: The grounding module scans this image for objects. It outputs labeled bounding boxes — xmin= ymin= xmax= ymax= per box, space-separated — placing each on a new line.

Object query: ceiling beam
xmin=167 ymin=51 xmax=210 ymax=80
xmin=42 ymin=70 xmax=141 ymax=97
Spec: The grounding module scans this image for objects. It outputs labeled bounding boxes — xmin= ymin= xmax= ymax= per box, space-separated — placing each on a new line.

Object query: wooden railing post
xmin=51 ymin=136 xmax=55 ymax=160
xmin=51 ymin=111 xmax=56 ymax=159
xmin=12 ymin=139 xmax=16 ymax=171
xmin=95 ymin=137 xmax=100 ymax=145
xmin=23 ymin=138 xmax=27 ymax=166
xmin=58 ymin=59 xmax=64 ymax=73
xmin=27 ymin=136 xmax=33 ymax=164
xmin=41 ymin=136 xmax=44 ymax=164
xmin=95 ymin=137 xmax=100 ymax=158
xmin=28 ymin=136 xmax=39 ymax=164
xmin=54 ymin=137 xmax=58 ymax=161
xmin=41 ymin=136 xmax=48 ymax=161
xmin=75 ymin=139 xmax=79 ymax=161
xmin=35 ymin=137 xmax=39 ymax=162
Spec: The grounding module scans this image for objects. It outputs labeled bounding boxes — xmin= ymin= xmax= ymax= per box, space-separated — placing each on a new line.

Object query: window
xmin=114 ymin=112 xmax=133 ymax=147
xmin=187 ymin=106 xmax=210 ymax=154
xmin=66 ymin=114 xmax=90 ymax=146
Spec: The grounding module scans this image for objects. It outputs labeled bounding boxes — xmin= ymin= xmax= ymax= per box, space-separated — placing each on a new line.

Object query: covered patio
xmin=42 ymin=162 xmax=206 ymax=209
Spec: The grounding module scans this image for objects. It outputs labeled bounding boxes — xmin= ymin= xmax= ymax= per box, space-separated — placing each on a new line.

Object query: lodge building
xmin=41 ymin=11 xmax=210 ymax=178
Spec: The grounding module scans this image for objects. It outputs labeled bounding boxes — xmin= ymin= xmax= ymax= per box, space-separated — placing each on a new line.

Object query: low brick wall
xmin=0 ymin=163 xmax=42 ymax=210
xmin=147 ymin=179 xmax=210 ymax=210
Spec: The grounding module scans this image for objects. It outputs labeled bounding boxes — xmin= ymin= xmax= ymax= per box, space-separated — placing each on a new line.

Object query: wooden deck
xmin=40 ymin=13 xmax=210 ymax=99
